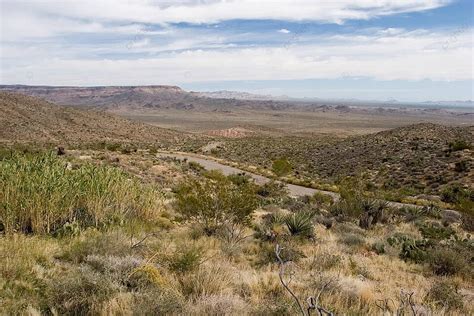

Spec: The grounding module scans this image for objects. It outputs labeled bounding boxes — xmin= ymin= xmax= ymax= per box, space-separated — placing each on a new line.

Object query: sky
xmin=0 ymin=0 xmax=473 ymax=101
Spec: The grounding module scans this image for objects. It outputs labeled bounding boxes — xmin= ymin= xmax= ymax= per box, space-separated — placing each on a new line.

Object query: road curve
xmin=157 ymin=152 xmax=454 ymax=212
xmin=158 ymin=152 xmax=336 ymax=199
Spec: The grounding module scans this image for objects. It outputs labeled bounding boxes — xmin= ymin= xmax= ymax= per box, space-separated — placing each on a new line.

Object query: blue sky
xmin=1 ymin=0 xmax=473 ymax=101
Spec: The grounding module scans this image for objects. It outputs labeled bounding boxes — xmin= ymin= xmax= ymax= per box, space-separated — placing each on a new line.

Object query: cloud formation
xmin=1 ymin=0 xmax=472 ymax=98
xmin=2 ymin=0 xmax=453 ymax=25
xmin=2 ymin=28 xmax=471 ymax=85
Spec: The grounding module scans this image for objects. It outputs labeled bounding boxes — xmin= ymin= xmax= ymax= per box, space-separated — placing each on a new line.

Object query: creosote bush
xmin=0 ymin=152 xmax=161 ymax=234
xmin=272 ymin=158 xmax=292 ymax=177
xmin=174 ymin=173 xmax=258 ymax=235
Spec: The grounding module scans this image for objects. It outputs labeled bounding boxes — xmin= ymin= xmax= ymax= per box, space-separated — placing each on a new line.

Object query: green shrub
xmin=272 ymin=158 xmax=292 ymax=177
xmin=0 ymin=152 xmax=161 ymax=234
xmin=428 ymin=248 xmax=466 ymax=276
xmin=330 ymin=198 xmax=363 ymax=219
xmin=419 ymin=223 xmax=455 ymax=241
xmin=202 ymin=169 xmax=228 ymax=181
xmin=440 ymin=184 xmax=472 ymax=204
xmin=388 ymin=234 xmax=435 ymax=263
xmin=174 ymin=175 xmax=258 ymax=235
xmin=253 ymin=211 xmax=287 ymax=241
xmin=426 ymin=280 xmax=463 ymax=310
xmin=168 ymin=244 xmax=204 ymax=274
xmin=387 ymin=233 xmax=410 ymax=247
xmin=449 ymin=139 xmax=471 ymax=151
xmin=399 ymin=238 xmax=432 ymax=263
xmin=371 ymin=241 xmax=386 ymax=254
xmin=330 ymin=196 xmax=386 ymax=229
xmin=359 ymin=200 xmax=388 ymax=229
xmin=187 ymin=161 xmax=205 ymax=173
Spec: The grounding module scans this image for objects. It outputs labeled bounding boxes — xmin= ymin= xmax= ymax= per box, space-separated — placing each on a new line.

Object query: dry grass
xmin=1 ymin=149 xmax=472 ymax=315
xmin=0 ymin=152 xmax=163 ymax=234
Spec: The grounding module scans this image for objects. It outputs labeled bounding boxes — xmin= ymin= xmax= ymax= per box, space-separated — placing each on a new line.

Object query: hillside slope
xmin=0 ymin=85 xmax=298 ymax=111
xmin=0 ymin=92 xmax=188 ymax=146
xmin=212 ymin=123 xmax=474 ymax=194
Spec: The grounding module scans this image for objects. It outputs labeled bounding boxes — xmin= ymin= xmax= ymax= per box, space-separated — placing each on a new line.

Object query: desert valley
xmin=0 ymin=85 xmax=473 ymax=315
xmin=1 ymin=0 xmax=473 ymax=315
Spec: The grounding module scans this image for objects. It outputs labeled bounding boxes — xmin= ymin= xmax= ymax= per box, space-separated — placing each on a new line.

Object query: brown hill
xmin=212 ymin=123 xmax=474 ymax=194
xmin=0 ymin=85 xmax=297 ymax=112
xmin=313 ymin=123 xmax=473 ymax=191
xmin=0 ymin=92 xmax=188 ymax=147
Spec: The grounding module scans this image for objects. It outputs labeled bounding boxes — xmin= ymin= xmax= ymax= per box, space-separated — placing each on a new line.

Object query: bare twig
xmin=275 ymin=244 xmax=306 ymax=316
xmin=307 ymin=274 xmax=335 ymax=316
xmin=406 ymin=291 xmax=417 ymax=316
xmin=130 ymin=232 xmax=158 ymax=249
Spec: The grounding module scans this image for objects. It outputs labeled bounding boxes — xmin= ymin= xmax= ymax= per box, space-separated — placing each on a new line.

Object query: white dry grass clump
xmin=186 ymin=294 xmax=249 ymax=315
xmin=180 ymin=262 xmax=235 ymax=299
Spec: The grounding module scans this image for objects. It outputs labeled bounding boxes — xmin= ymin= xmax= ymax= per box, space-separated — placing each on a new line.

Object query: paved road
xmin=158 ymin=152 xmax=336 ymax=199
xmin=157 ymin=152 xmax=453 ymax=212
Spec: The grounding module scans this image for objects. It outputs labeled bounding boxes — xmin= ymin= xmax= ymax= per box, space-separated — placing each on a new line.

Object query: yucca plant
xmin=284 ymin=210 xmax=317 ymax=237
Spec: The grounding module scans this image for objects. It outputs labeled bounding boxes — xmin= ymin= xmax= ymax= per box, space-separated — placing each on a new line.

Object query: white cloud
xmin=126 ymin=38 xmax=151 ymax=49
xmin=2 ymin=0 xmax=452 ymax=26
xmin=2 ymin=28 xmax=472 ymax=85
xmin=0 ymin=10 xmax=146 ymax=41
xmin=0 ymin=0 xmax=470 ymax=87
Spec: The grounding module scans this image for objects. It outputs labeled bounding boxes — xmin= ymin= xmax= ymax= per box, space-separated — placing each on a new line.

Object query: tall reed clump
xmin=0 ymin=152 xmax=161 ymax=234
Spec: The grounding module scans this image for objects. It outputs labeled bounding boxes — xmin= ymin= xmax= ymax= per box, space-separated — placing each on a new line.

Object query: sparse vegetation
xmin=0 ymin=148 xmax=472 ymax=315
xmin=209 ymin=124 xmax=473 ymax=198
xmin=0 ymin=88 xmax=472 ymax=316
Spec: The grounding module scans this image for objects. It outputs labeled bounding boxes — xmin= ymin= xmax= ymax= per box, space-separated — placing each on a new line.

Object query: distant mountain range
xmin=0 ymin=85 xmax=298 ymax=112
xmin=197 ymin=89 xmax=473 ymax=108
xmin=196 ymin=90 xmax=291 ymax=101
xmin=0 ymin=85 xmax=472 ymax=113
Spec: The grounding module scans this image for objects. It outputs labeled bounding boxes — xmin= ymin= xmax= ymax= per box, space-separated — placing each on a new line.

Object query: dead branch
xmin=307 ymin=274 xmax=335 ymax=316
xmin=275 ymin=244 xmax=306 ymax=316
xmin=130 ymin=232 xmax=158 ymax=249
xmin=377 ymin=290 xmax=429 ymax=316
